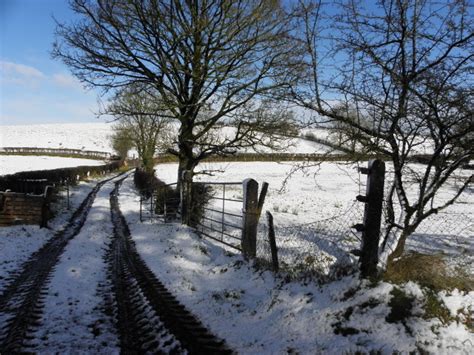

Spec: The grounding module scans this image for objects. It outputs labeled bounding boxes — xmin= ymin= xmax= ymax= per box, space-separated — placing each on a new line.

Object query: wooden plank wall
xmin=0 ymin=188 xmax=52 ymax=227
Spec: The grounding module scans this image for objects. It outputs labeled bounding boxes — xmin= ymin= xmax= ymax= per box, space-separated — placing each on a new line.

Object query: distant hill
xmin=0 ymin=122 xmax=340 ymax=156
xmin=0 ymin=122 xmax=114 ymax=153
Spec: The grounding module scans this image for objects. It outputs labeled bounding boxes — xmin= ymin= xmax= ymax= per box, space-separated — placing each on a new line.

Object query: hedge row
xmin=0 ymin=161 xmax=121 ymax=194
xmin=152 ymin=152 xmax=384 ymax=164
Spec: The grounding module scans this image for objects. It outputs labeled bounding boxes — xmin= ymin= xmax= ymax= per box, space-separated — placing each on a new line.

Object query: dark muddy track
xmin=0 ymin=173 xmax=124 ymax=353
xmin=109 ymin=178 xmax=232 ymax=354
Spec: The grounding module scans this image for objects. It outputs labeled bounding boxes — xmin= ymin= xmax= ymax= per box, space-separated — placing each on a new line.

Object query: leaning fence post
xmin=266 ymin=211 xmax=279 ymax=272
xmin=257 ymin=182 xmax=269 ymax=218
xmin=242 ymin=179 xmax=259 ymax=259
xmin=354 ymin=159 xmax=385 ymax=278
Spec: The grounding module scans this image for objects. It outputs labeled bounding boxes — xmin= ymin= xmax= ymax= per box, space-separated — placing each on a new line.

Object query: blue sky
xmin=0 ymin=0 xmax=104 ymax=125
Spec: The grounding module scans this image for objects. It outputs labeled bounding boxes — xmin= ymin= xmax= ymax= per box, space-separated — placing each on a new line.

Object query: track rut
xmin=108 ymin=178 xmax=232 ymax=354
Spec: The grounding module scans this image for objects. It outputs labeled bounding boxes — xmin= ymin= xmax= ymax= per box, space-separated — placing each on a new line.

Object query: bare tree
xmin=52 ymin=1 xmax=295 ymax=174
xmin=53 ymin=0 xmax=297 ymax=223
xmin=290 ymin=0 xmax=473 ymax=267
xmin=107 ymin=85 xmax=172 ymax=175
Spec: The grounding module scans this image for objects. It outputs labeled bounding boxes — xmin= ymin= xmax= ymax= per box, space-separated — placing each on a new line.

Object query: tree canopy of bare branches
xmin=53 ymin=0 xmax=296 ymax=179
xmin=290 ymin=0 xmax=473 ymax=264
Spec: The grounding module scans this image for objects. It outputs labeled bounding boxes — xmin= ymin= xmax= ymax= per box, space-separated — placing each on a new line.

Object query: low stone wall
xmin=0 ymin=186 xmax=53 ymax=227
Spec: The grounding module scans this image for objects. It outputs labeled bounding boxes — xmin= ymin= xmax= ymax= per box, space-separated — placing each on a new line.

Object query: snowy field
xmin=0 ymin=167 xmax=471 ymax=352
xmin=0 ymin=155 xmax=105 ymax=176
xmin=0 ymin=121 xmax=472 ymax=352
xmin=154 ymin=161 xmax=473 ymax=275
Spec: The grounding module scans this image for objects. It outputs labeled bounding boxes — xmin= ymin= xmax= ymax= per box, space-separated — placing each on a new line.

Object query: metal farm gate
xmin=194 ymin=181 xmax=244 ymax=251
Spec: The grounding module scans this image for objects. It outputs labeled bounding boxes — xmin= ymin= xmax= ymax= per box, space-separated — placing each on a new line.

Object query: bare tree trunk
xmin=177 ymin=155 xmax=198 ymax=226
xmin=387 ymin=223 xmax=417 ymax=265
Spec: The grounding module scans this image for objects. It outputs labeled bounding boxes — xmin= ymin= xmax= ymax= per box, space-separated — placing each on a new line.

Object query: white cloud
xmin=52 ymin=73 xmax=84 ymax=90
xmin=0 ymin=60 xmax=45 ymax=81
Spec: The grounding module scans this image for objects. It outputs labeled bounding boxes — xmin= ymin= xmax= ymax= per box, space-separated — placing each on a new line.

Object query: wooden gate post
xmin=356 ymin=159 xmax=385 ymax=278
xmin=242 ymin=179 xmax=259 ymax=259
xmin=40 ymin=185 xmax=54 ymax=228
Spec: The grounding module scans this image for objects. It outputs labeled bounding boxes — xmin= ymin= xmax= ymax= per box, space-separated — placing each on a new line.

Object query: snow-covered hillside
xmin=0 ymin=122 xmax=334 ymax=155
xmin=0 ymin=122 xmax=114 ymax=153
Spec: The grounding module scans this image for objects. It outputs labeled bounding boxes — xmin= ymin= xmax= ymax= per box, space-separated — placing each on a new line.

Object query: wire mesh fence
xmin=257 ymin=200 xmax=364 ymax=281
xmin=257 ymin=198 xmax=473 ymax=281
xmin=137 ymin=166 xmax=472 ymax=281
xmin=382 ymin=210 xmax=474 ymax=259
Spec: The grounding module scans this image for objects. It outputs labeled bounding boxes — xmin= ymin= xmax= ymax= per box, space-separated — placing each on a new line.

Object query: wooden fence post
xmin=266 ymin=211 xmax=279 ymax=272
xmin=355 ymin=159 xmax=385 ymax=278
xmin=242 ymin=179 xmax=259 ymax=259
xmin=257 ymin=182 xmax=269 ymax=217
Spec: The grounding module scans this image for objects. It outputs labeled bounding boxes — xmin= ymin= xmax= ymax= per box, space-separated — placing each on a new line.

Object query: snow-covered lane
xmin=27 ymin=177 xmax=122 ymax=353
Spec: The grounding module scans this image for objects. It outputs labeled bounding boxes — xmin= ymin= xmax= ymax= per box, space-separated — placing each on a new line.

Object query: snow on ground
xmin=28 ymin=176 xmax=122 ymax=353
xmin=0 ymin=155 xmax=105 ymax=176
xmin=156 ymin=161 xmax=362 ymax=220
xmin=0 ymin=122 xmax=114 ymax=153
xmin=118 ymin=174 xmax=474 ymax=353
xmin=0 ymin=177 xmax=106 ymax=294
xmin=0 ymin=162 xmax=471 ymax=353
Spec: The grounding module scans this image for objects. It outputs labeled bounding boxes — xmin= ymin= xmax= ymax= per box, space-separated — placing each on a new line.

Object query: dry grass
xmin=384 ymin=252 xmax=473 ymax=292
xmin=384 ymin=253 xmax=473 ymax=329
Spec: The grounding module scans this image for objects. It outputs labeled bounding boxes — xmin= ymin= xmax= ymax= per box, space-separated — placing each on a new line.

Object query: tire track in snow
xmin=0 ymin=172 xmax=125 ymax=353
xmin=108 ymin=177 xmax=232 ymax=354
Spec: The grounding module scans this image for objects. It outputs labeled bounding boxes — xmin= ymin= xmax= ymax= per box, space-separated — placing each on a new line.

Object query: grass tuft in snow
xmin=423 ymin=290 xmax=452 ymax=325
xmin=384 ymin=252 xmax=473 ymax=292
